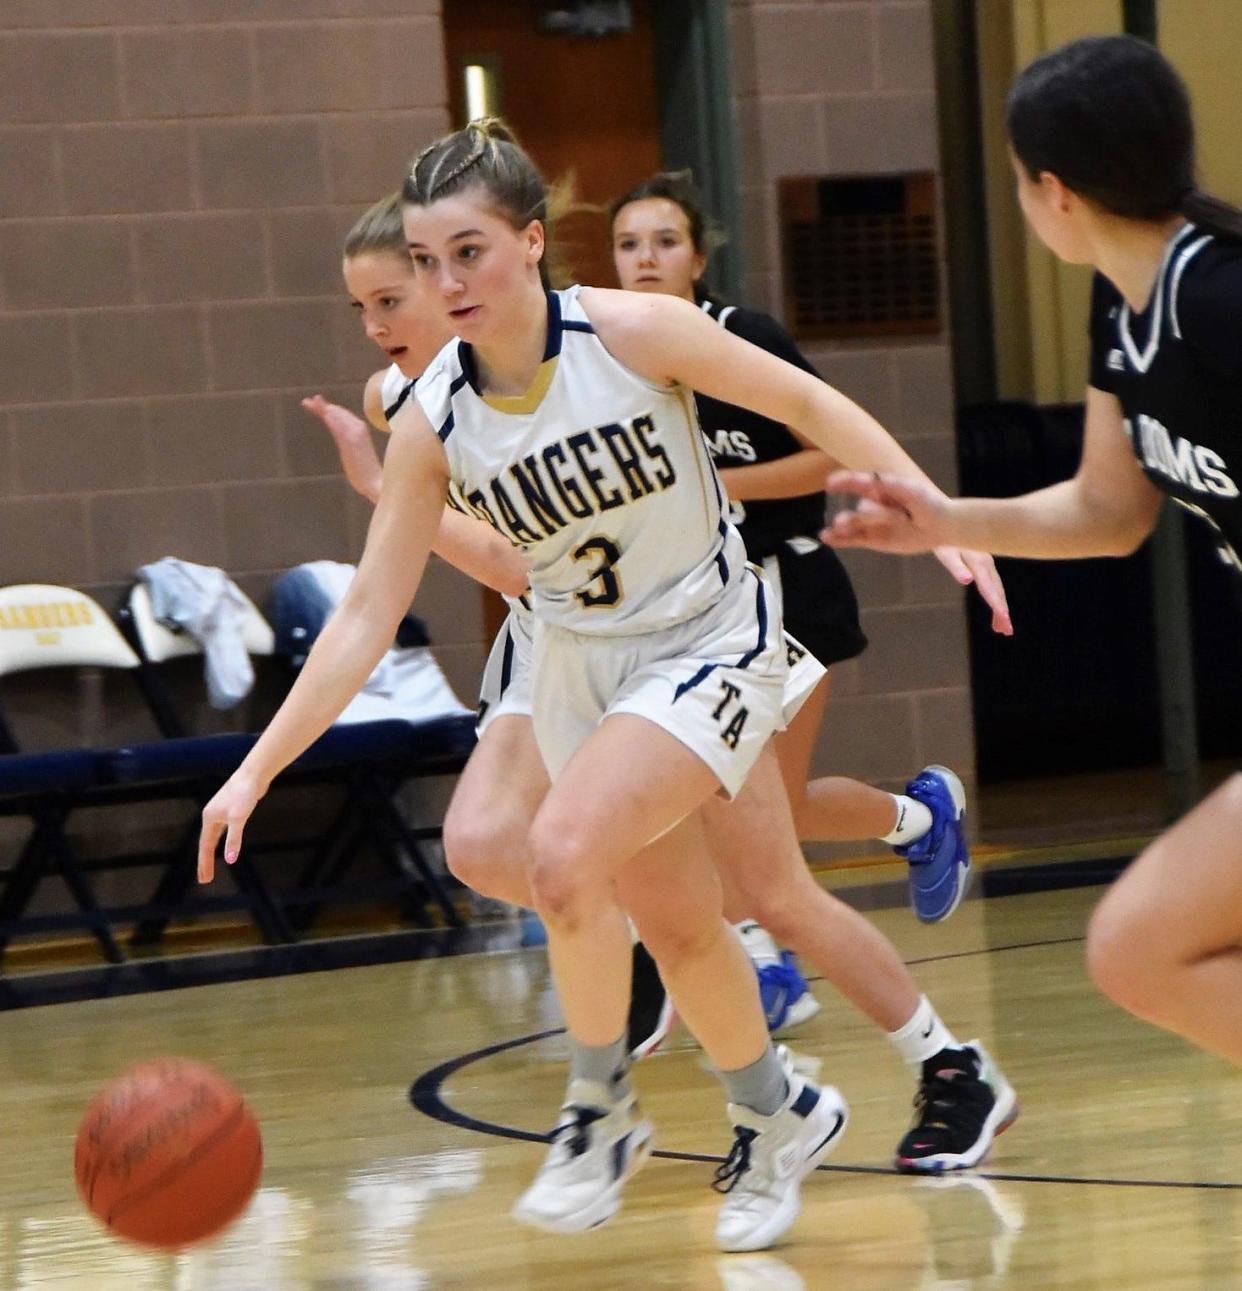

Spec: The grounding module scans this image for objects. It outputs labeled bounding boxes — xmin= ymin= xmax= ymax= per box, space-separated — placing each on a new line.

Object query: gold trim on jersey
xmin=482 ymin=356 xmax=558 ymax=416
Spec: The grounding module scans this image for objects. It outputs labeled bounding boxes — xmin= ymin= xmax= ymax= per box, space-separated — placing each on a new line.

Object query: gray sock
xmin=720 ymin=1045 xmax=789 ymax=1117
xmin=568 ymin=1033 xmax=631 ymax=1106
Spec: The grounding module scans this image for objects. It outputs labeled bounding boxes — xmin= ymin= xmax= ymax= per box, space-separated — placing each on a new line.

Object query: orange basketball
xmin=74 ymin=1058 xmax=262 ymax=1249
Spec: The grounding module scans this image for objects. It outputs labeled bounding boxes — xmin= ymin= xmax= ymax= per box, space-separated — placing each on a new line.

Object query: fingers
xmin=964 ymin=553 xmax=1014 ymax=636
xmin=820 ymin=508 xmax=895 ymax=549
xmin=197 ymin=811 xmax=246 ymax=884
xmin=197 ymin=818 xmax=223 ymax=884
xmin=826 ymin=469 xmax=881 ymax=505
xmin=301 ymin=394 xmax=328 ymax=419
xmin=933 ymin=545 xmax=974 ymax=585
xmin=224 ymin=819 xmax=245 ymax=868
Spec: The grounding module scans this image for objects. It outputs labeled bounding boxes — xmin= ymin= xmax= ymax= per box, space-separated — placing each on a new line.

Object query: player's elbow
xmin=1104 ymin=507 xmax=1161 ymax=557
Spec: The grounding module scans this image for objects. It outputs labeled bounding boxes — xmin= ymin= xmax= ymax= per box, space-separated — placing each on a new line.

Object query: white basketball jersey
xmin=380 ymin=363 xmax=414 ymax=425
xmin=414 ymin=286 xmax=745 ymax=635
xmin=387 ymin=361 xmax=530 ymax=625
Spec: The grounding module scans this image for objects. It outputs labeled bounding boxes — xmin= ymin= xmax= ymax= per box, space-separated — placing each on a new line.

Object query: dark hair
xmin=608 ymin=169 xmax=727 ymax=303
xmin=343 ymin=190 xmax=406 ymax=260
xmin=402 ymin=117 xmax=569 ymax=288
xmin=1007 ymin=34 xmax=1242 ymax=240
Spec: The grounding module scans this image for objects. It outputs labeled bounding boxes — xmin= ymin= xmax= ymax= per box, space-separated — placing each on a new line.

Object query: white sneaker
xmin=511 ymin=1080 xmax=653 ymax=1234
xmin=714 ymin=1075 xmax=849 ymax=1252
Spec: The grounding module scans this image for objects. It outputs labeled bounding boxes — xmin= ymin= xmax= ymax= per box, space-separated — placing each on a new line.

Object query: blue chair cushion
xmin=109 ymin=732 xmax=259 ymax=784
xmin=108 ymin=716 xmax=475 ymax=786
xmin=292 ymin=716 xmax=476 ymax=770
xmin=0 ymin=748 xmax=108 ymax=796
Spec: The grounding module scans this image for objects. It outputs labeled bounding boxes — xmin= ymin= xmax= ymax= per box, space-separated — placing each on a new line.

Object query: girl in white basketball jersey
xmin=310 ymin=192 xmax=1019 ymax=1185
xmin=197 ymin=120 xmax=992 ymax=1249
xmin=827 ymin=36 xmax=1242 ymax=1071
xmin=304 ymin=193 xmax=820 ymax=1043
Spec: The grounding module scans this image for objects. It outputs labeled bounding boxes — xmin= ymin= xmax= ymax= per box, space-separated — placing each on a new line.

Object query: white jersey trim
xmin=1118 ymin=223 xmax=1197 ymax=374
xmin=1169 ymin=234 xmax=1213 ymax=340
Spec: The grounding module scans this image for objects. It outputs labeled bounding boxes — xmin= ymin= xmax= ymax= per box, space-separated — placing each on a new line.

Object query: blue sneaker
xmin=756 ymin=951 xmax=821 ymax=1034
xmin=896 ymin=765 xmax=971 ymax=923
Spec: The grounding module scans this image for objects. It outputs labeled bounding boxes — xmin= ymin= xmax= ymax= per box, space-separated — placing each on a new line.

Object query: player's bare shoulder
xmin=579 ymin=286 xmax=703 ymax=382
xmin=580 ymin=285 xmax=695 ymax=339
xmin=363 ymin=369 xmax=391 ymax=433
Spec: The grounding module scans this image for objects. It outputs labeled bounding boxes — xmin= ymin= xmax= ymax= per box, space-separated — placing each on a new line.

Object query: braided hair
xmin=402 ymin=118 xmax=568 ymax=287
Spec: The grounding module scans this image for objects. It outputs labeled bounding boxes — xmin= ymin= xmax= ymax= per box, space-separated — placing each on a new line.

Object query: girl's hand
xmin=198 ymin=771 xmax=266 ymax=884
xmin=302 ymin=395 xmax=383 ymax=502
xmin=301 ymin=394 xmax=370 ymax=448
xmin=933 ymin=547 xmax=1013 ymax=636
xmin=821 ymin=470 xmax=953 ymax=552
xmin=823 ymin=471 xmax=1014 ymax=635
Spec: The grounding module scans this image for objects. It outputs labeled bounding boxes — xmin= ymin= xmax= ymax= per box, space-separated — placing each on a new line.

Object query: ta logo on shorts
xmin=712 ymin=680 xmax=749 ymax=750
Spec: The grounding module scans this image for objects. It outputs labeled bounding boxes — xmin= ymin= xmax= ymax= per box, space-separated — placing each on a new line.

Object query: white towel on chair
xmin=138 ymin=557 xmax=254 ymax=709
xmin=287 ymin=561 xmax=469 ymax=724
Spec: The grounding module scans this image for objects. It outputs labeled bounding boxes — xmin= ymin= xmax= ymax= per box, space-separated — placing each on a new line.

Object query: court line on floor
xmin=409 ymin=936 xmax=1242 ymax=1193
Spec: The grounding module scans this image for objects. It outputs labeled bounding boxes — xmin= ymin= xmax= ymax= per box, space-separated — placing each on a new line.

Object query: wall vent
xmin=779 ymin=173 xmax=941 ymax=340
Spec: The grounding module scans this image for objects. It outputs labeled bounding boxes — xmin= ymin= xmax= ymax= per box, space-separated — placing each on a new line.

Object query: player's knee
xmin=636 ymin=912 xmax=718 ymax=974
xmin=737 ymin=885 xmax=804 ymax=944
xmin=526 ymin=824 xmax=601 ymax=921
xmin=1086 ymin=892 xmax=1162 ymax=1018
xmin=442 ymin=810 xmax=519 ymax=897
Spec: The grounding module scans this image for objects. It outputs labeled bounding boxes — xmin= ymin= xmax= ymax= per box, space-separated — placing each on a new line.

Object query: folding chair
xmin=113 ymin=580 xmax=294 ymax=947
xmin=0 ymin=584 xmax=144 ymax=963
xmin=116 ymin=581 xmax=470 ymax=941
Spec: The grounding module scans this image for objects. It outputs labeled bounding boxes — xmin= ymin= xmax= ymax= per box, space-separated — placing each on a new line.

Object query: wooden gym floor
xmin=3 ymin=869 xmax=1241 ymax=1290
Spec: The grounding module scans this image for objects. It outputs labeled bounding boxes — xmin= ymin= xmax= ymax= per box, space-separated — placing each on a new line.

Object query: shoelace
xmin=911 ymin=1068 xmax=988 ymax=1140
xmin=712 ymin=1126 xmax=758 ymax=1194
xmin=549 ymin=1106 xmax=607 ymax=1158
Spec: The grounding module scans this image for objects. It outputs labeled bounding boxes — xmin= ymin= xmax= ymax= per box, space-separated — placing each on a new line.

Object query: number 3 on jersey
xmin=572 ymin=535 xmax=624 ymax=608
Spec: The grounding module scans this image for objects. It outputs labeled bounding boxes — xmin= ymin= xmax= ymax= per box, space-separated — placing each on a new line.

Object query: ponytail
xmin=1179 ymin=187 xmax=1242 ymax=243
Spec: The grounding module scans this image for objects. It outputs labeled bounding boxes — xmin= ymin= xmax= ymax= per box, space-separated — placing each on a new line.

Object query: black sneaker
xmin=626 ymin=942 xmax=677 ymax=1060
xmin=895 ymin=1042 xmax=1018 ymax=1174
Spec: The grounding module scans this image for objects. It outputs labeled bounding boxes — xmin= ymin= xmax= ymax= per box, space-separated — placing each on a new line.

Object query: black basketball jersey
xmin=1088 ymin=223 xmax=1242 ymax=574
xmin=694 ymin=300 xmax=827 ymax=560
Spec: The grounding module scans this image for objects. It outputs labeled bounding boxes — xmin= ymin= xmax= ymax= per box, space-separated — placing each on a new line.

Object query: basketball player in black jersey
xmin=827 ymin=34 xmax=1242 ymax=1070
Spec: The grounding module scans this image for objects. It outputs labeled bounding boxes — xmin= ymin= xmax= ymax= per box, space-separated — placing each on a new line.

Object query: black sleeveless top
xmin=1088 ymin=223 xmax=1242 ymax=575
xmin=694 ymin=301 xmax=827 ymax=561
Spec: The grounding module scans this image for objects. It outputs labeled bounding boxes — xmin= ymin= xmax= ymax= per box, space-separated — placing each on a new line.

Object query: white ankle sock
xmin=888 ymin=996 xmax=959 ymax=1066
xmin=734 ymin=920 xmax=782 ymax=970
xmin=880 ymin=794 xmax=933 ymax=845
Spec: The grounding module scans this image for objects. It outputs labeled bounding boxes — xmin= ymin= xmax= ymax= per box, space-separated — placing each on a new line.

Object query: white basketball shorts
xmin=476 ymin=608 xmax=535 ymax=737
xmin=530 ymin=567 xmax=788 ymax=799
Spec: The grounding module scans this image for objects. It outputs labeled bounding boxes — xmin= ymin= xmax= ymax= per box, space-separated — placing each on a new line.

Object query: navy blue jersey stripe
xmin=714 ymin=517 xmax=731 ymax=584
xmin=672 ymin=572 xmax=769 ymax=703
xmin=383 ymin=379 xmax=413 ymax=423
xmin=542 ymin=289 xmax=564 ymax=360
xmin=498 ymin=625 xmax=515 ymax=696
xmin=562 ymin=320 xmax=595 ymax=333
xmin=734 ymin=571 xmax=769 ymax=670
xmin=436 ymin=370 xmax=469 ymax=442
xmin=673 ymin=662 xmax=720 ymax=703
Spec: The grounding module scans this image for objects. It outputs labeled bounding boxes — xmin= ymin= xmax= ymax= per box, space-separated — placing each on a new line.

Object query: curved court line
xmin=410 ymin=934 xmax=1242 ymax=1192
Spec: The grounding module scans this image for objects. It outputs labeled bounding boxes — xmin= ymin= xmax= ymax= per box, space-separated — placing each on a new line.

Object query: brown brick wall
xmin=2 ymin=2 xmax=969 ymax=893
xmin=0 ymin=2 xmax=492 ymax=723
xmin=730 ymin=0 xmax=974 ymax=853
